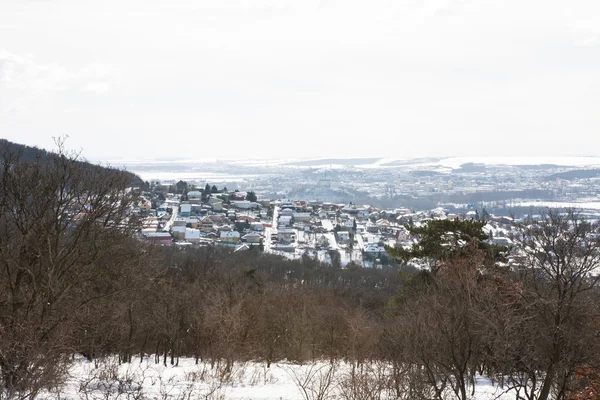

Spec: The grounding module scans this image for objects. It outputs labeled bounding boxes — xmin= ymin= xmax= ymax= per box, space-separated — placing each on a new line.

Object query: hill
xmin=0 ymin=138 xmax=145 ymax=187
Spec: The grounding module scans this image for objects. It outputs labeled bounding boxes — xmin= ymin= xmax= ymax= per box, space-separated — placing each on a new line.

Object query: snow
xmin=435 ymin=156 xmax=600 ymax=169
xmin=514 ymin=200 xmax=600 ymax=210
xmin=34 ymin=356 xmax=517 ymax=399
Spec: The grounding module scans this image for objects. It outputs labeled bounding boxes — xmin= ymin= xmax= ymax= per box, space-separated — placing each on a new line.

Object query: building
xmin=277 ymin=228 xmax=296 ymax=243
xmin=180 ymin=203 xmax=192 ymax=217
xmin=279 ymin=215 xmax=292 ymax=226
xmin=187 ymin=191 xmax=203 ymax=200
xmin=293 ymin=212 xmax=311 ymax=222
xmin=233 ymin=200 xmax=251 ymax=209
xmin=220 ymin=231 xmax=241 ymax=244
xmin=242 ymin=232 xmax=263 ymax=244
xmin=143 ymin=232 xmax=172 ymax=245
xmin=208 ymin=197 xmax=223 ymax=211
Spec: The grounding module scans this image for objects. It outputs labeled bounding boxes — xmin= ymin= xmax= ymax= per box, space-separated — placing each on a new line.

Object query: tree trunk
xmin=538 ymin=363 xmax=555 ymax=400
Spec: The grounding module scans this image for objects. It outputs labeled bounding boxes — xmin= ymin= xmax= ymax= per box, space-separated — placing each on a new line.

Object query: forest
xmin=2 ymin=143 xmax=600 ymax=400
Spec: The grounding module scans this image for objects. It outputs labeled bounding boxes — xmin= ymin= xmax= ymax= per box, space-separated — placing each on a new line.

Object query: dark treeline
xmin=3 ymin=144 xmax=600 ymax=400
xmin=0 ymin=138 xmax=145 ymax=188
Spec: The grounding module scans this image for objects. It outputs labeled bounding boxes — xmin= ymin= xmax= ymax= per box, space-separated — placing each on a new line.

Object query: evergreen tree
xmin=386 ymin=218 xmax=504 ymax=274
xmin=245 ymin=191 xmax=257 ymax=202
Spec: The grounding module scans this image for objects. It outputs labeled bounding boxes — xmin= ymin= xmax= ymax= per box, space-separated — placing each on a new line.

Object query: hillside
xmin=0 ymin=138 xmax=145 ymax=187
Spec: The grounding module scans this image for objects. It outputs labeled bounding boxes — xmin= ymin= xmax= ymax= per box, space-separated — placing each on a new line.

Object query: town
xmin=136 ymin=181 xmax=524 ymax=269
xmin=130 ymin=156 xmax=600 ymax=268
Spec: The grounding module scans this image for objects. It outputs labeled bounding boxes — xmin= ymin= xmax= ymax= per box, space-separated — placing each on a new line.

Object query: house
xmin=357 ymin=209 xmax=370 ymax=219
xmin=342 ymin=219 xmax=355 ymax=231
xmin=337 ymin=231 xmax=350 ymax=242
xmin=277 ymin=228 xmax=296 ymax=243
xmin=220 ymin=231 xmax=240 ymax=244
xmin=139 ymin=201 xmax=152 ymax=212
xmin=234 ymin=244 xmax=251 ymax=252
xmin=180 ymin=203 xmax=192 ymax=217
xmin=191 ymin=204 xmax=205 ymax=215
xmin=209 ymin=214 xmax=227 ymax=223
xmin=279 ymin=208 xmax=294 ymax=217
xmin=396 ymin=226 xmax=411 ymax=242
xmin=185 ymin=228 xmax=202 ymax=242
xmin=143 ymin=232 xmax=172 ymax=245
xmin=237 ymin=215 xmax=256 ymax=223
xmin=208 ymin=198 xmax=223 ymax=211
xmin=199 ymin=216 xmax=214 ymax=231
xmin=257 ymin=198 xmax=271 ymax=207
xmin=293 ymin=212 xmax=311 ymax=222
xmin=187 ymin=191 xmax=203 ymax=200
xmin=280 ymin=199 xmax=294 ymax=209
xmin=364 ymin=243 xmax=386 ymax=254
xmin=375 ymin=219 xmax=391 ymax=229
xmin=171 ymin=225 xmax=186 ymax=240
xmin=233 ymin=200 xmax=251 ymax=209
xmin=250 ymin=222 xmax=265 ymax=232
xmin=185 ymin=217 xmax=200 ymax=228
xmin=242 ymin=232 xmax=263 ymax=244
xmin=278 ymin=215 xmax=292 ymax=226
xmin=316 ymin=235 xmax=331 ymax=248
xmin=173 ymin=218 xmax=187 ymax=227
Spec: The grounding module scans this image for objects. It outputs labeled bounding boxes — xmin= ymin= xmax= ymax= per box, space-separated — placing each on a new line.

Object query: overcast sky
xmin=1 ymin=0 xmax=599 ymax=161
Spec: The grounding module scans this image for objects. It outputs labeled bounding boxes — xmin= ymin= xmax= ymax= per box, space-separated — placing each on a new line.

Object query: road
xmin=356 ymin=233 xmax=365 ymax=251
xmin=263 ymin=205 xmax=279 ymax=253
xmin=321 ymin=218 xmax=334 ymax=232
xmin=162 ymin=203 xmax=179 ymax=232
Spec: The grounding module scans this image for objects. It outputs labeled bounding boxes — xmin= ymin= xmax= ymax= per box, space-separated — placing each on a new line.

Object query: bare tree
xmin=0 ymin=140 xmax=142 ymax=396
xmin=505 ymin=209 xmax=600 ymax=400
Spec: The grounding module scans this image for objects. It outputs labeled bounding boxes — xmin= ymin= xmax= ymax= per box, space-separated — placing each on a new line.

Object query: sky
xmin=1 ymin=0 xmax=600 ymax=162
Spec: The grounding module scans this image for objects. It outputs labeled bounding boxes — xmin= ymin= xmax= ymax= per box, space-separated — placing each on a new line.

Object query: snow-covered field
xmin=514 ymin=200 xmax=600 ymax=210
xmin=34 ymin=356 xmax=515 ymax=399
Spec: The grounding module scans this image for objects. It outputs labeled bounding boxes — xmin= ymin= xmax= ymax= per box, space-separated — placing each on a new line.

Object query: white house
xmin=293 ymin=212 xmax=311 ymax=222
xmin=180 ymin=203 xmax=192 ymax=216
xmin=208 ymin=197 xmax=223 ymax=211
xmin=220 ymin=231 xmax=241 ymax=243
xmin=277 ymin=228 xmax=295 ymax=242
xmin=279 ymin=208 xmax=294 ymax=217
xmin=343 ymin=219 xmax=355 ymax=230
xmin=242 ymin=232 xmax=263 ymax=244
xmin=185 ymin=228 xmax=202 ymax=242
xmin=233 ymin=200 xmax=251 ymax=209
xmin=337 ymin=231 xmax=350 ymax=242
xmin=279 ymin=215 xmax=292 ymax=226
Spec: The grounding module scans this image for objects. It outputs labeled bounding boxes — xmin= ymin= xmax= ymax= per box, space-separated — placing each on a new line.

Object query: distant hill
xmin=546 ymin=169 xmax=600 ymax=181
xmin=0 ymin=139 xmax=145 ymax=187
xmin=284 ymin=158 xmax=381 ymax=167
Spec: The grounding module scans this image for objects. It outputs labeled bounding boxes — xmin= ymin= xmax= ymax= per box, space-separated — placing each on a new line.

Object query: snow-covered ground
xmin=34 ymin=356 xmax=517 ymax=399
xmin=514 ymin=200 xmax=600 ymax=210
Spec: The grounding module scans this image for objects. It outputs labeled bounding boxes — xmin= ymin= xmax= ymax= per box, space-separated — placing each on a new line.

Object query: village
xmin=135 ymin=182 xmax=519 ymax=268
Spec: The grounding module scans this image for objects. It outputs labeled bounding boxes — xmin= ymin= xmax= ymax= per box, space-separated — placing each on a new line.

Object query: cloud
xmin=0 ymin=49 xmax=120 ymax=93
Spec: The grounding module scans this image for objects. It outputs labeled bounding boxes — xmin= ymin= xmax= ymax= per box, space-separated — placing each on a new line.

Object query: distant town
xmin=127 ymin=156 xmax=600 ymax=267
